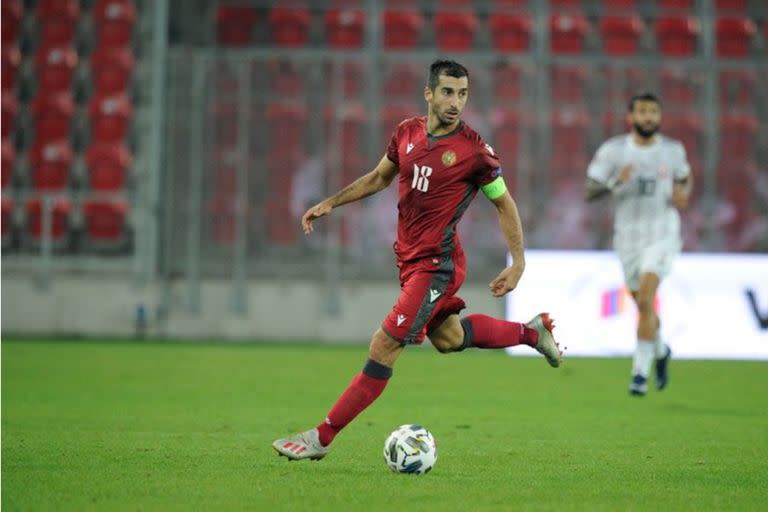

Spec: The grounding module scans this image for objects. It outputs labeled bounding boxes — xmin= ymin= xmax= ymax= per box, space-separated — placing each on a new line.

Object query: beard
xmin=633 ymin=122 xmax=659 ymax=139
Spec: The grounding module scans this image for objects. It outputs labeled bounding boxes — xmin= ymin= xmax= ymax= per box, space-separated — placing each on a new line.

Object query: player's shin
xmin=316 ymin=359 xmax=392 ymax=447
xmin=458 ymin=314 xmax=538 ymax=350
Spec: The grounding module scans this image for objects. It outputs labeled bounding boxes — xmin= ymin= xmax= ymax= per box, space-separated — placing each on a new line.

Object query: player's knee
xmin=430 ymin=332 xmax=463 ymax=354
xmin=368 ymin=329 xmax=403 ymax=366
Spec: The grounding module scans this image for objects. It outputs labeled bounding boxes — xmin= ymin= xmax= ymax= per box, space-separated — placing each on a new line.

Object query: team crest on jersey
xmin=441 ymin=150 xmax=457 ymax=166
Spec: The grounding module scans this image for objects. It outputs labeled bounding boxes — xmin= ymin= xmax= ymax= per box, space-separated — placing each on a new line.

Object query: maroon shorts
xmin=381 ymin=250 xmax=467 ymax=345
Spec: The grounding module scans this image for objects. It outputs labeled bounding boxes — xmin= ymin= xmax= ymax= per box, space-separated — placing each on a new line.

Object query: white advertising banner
xmin=505 ymin=251 xmax=768 ymax=360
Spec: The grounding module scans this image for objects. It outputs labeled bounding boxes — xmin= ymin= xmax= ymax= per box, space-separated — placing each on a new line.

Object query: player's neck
xmin=631 ymin=132 xmax=658 ymax=146
xmin=427 ymin=115 xmax=461 ymax=137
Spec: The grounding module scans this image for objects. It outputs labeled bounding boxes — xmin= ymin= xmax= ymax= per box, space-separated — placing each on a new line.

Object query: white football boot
xmin=526 ymin=313 xmax=562 ymax=368
xmin=272 ymin=428 xmax=329 ymax=461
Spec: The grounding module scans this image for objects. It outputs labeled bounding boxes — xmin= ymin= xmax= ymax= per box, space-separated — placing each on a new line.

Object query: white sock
xmin=654 ymin=336 xmax=668 ymax=359
xmin=632 ymin=339 xmax=655 ymax=378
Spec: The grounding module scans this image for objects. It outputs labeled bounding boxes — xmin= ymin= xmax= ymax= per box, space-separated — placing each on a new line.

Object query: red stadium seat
xmin=601 ymin=66 xmax=650 ymax=105
xmin=323 ymin=60 xmax=366 ymax=98
xmin=1 ymin=196 xmax=13 ymax=246
xmin=663 ymin=113 xmax=703 ymax=156
xmin=599 ymin=16 xmax=644 ymax=56
xmin=552 ymin=109 xmax=589 ymax=162
xmin=325 ymin=8 xmax=365 ymax=48
xmin=490 ymin=109 xmax=525 ymax=161
xmin=601 ymin=110 xmax=629 ymax=139
xmin=719 ymin=114 xmax=757 ymax=163
xmin=1 ymin=0 xmax=23 ymax=44
xmin=88 ymin=93 xmax=133 ymax=144
xmin=32 ymin=92 xmax=75 ymax=143
xmin=654 ymin=17 xmax=699 ymax=57
xmin=36 ymin=0 xmax=80 ymax=46
xmin=660 ymin=67 xmax=701 ymax=106
xmin=85 ymin=143 xmax=132 ymax=192
xmin=550 ymin=14 xmax=589 ymax=54
xmin=716 ymin=18 xmax=756 ymax=57
xmin=383 ymin=10 xmax=424 ymax=49
xmin=25 ymin=196 xmax=72 ymax=244
xmin=383 ymin=62 xmax=422 ymax=98
xmin=433 ymin=10 xmax=478 ymax=52
xmin=265 ymin=102 xmax=308 ymax=155
xmin=550 ymin=0 xmax=582 ymax=6
xmin=492 ymin=0 xmax=528 ymax=6
xmin=719 ymin=69 xmax=757 ymax=108
xmin=715 ymin=0 xmax=747 ymax=11
xmin=493 ymin=64 xmax=526 ymax=101
xmin=2 ymin=139 xmax=14 ymax=189
xmin=35 ymin=45 xmax=78 ymax=95
xmin=1 ymin=94 xmax=19 ymax=139
xmin=90 ymin=47 xmax=134 ymax=95
xmin=2 ymin=44 xmax=21 ymax=91
xmin=268 ymin=59 xmax=304 ymax=96
xmin=29 ymin=139 xmax=73 ymax=192
xmin=324 ymin=103 xmax=366 ymax=164
xmin=93 ymin=0 xmax=137 ymax=48
xmin=489 ymin=13 xmax=531 ymax=53
xmin=215 ymin=6 xmax=257 ymax=47
xmin=269 ymin=6 xmax=311 ymax=47
xmin=82 ymin=198 xmax=130 ymax=245
xmin=551 ymin=66 xmax=587 ymax=104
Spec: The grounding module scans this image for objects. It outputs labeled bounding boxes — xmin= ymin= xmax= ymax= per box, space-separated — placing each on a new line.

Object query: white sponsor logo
xmin=484 ymin=143 xmax=495 ymax=155
xmin=429 ymin=289 xmax=441 ymax=303
xmin=407 ymin=143 xmax=415 ymax=154
xmin=397 ymin=314 xmax=407 ymax=326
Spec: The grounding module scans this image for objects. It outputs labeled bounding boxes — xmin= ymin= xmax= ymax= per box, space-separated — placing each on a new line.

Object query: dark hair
xmin=628 ymin=91 xmax=661 ymax=112
xmin=427 ymin=60 xmax=469 ymax=90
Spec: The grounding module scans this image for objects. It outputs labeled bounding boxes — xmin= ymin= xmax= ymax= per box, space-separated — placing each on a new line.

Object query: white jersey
xmin=587 ymin=134 xmax=691 ymax=251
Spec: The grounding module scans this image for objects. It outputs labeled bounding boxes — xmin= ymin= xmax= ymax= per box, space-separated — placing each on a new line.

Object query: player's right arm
xmin=301 ymin=155 xmax=398 ymax=235
xmin=584 ymin=140 xmax=629 ymax=202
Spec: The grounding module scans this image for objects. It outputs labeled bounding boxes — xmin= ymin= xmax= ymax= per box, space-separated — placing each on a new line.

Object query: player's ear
xmin=424 ymin=86 xmax=432 ymax=103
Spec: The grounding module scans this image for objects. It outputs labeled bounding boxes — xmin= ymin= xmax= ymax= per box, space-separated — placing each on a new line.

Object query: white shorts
xmin=616 ymin=237 xmax=681 ymax=291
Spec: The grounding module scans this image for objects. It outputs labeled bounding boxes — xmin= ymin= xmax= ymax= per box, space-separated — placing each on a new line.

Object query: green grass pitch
xmin=3 ymin=340 xmax=768 ymax=511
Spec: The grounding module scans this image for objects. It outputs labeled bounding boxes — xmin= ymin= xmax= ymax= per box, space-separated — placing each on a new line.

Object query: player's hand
xmin=616 ymin=165 xmax=633 ymax=185
xmin=489 ymin=264 xmax=524 ymax=297
xmin=671 ymin=183 xmax=689 ymax=209
xmin=301 ymin=201 xmax=333 ymax=235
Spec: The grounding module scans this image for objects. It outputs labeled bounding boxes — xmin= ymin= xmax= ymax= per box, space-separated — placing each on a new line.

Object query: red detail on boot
xmin=316 ymin=372 xmax=389 ymax=446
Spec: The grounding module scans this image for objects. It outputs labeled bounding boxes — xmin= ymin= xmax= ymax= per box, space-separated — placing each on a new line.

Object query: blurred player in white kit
xmin=585 ymin=92 xmax=693 ymax=396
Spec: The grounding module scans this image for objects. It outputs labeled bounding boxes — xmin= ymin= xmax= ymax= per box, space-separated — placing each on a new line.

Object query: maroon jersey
xmin=386 ymin=116 xmax=502 ymax=263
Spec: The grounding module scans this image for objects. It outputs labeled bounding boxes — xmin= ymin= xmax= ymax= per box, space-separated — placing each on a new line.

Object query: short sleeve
xmin=474 ymin=142 xmax=502 ymax=186
xmin=672 ymin=142 xmax=691 ymax=180
xmin=587 ymin=142 xmax=618 ymax=184
xmin=386 ymin=125 xmax=400 ymax=165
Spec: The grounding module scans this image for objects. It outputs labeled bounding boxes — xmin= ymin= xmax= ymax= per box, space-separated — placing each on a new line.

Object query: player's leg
xmin=272 ymin=328 xmax=403 ymax=460
xmin=427 ymin=311 xmax=562 ymax=367
xmin=628 ymin=271 xmax=660 ymax=395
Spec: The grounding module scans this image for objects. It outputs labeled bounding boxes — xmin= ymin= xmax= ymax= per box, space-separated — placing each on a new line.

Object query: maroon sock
xmin=459 ymin=314 xmax=538 ymax=350
xmin=316 ymin=359 xmax=392 ymax=447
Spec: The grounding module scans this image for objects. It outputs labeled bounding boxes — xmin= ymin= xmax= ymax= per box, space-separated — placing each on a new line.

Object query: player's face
xmin=628 ymin=100 xmax=661 ymax=139
xmin=425 ymin=74 xmax=469 ymax=126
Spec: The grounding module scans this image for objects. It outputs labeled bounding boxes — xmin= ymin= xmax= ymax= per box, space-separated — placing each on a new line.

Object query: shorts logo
xmin=442 ymin=150 xmax=456 ymax=167
xmin=429 ymin=289 xmax=441 ymax=303
xmin=397 ymin=314 xmax=407 ymax=326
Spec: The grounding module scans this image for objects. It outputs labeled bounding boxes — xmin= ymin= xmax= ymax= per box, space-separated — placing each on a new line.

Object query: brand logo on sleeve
xmin=406 ymin=143 xmax=415 ymax=154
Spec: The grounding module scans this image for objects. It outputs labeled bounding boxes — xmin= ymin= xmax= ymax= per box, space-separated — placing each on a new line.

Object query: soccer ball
xmin=383 ymin=424 xmax=437 ymax=474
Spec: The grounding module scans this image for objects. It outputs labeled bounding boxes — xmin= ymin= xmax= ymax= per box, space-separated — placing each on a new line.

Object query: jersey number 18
xmin=412 ymin=164 xmax=432 ymax=193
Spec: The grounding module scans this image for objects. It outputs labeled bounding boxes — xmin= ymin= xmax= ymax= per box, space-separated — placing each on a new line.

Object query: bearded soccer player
xmin=585 ymin=92 xmax=693 ymax=396
xmin=272 ymin=60 xmax=562 ymax=461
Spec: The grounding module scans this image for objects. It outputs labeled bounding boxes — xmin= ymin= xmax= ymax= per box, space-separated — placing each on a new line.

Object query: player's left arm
xmin=671 ymin=144 xmax=693 ymax=210
xmin=487 ymin=188 xmax=526 ymax=298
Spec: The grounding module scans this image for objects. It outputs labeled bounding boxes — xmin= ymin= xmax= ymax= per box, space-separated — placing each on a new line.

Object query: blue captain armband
xmin=480 ymin=175 xmax=507 ymax=200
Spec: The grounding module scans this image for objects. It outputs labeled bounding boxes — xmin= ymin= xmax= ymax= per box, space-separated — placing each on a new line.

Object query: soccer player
xmin=272 ymin=60 xmax=562 ymax=461
xmin=584 ymin=92 xmax=692 ymax=396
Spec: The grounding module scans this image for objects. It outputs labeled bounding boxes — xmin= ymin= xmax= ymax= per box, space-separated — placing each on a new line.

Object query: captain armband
xmin=480 ymin=176 xmax=507 ymax=200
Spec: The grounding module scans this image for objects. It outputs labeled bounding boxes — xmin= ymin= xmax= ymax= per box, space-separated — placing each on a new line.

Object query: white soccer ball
xmin=383 ymin=424 xmax=437 ymax=474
